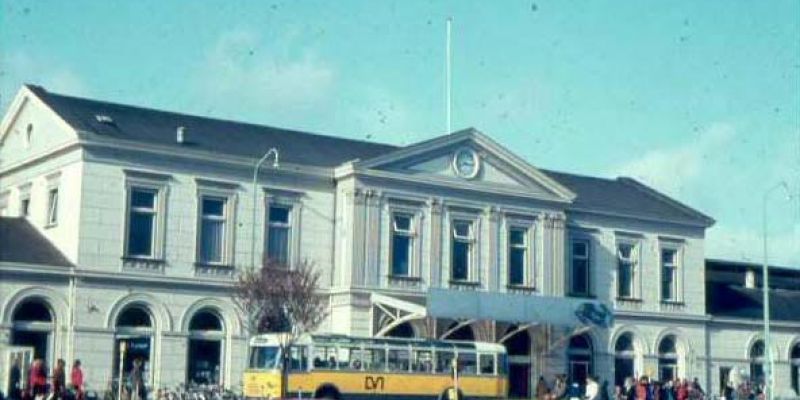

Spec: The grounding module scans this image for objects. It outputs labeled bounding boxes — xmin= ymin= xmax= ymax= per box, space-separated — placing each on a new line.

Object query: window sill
xmin=44 ymin=223 xmax=58 ymax=229
xmin=660 ymin=300 xmax=685 ymax=306
xmin=506 ymin=284 xmax=536 ymax=292
xmin=121 ymin=257 xmax=166 ymax=274
xmin=616 ymin=297 xmax=642 ymax=302
xmin=194 ymin=262 xmax=235 ymax=278
xmin=449 ymin=280 xmax=481 ymax=288
xmin=388 ymin=275 xmax=422 ymax=282
xmin=567 ymin=293 xmax=596 ymax=299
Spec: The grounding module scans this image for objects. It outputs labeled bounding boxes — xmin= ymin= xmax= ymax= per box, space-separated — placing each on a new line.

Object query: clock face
xmin=452 ymin=148 xmax=479 ymax=178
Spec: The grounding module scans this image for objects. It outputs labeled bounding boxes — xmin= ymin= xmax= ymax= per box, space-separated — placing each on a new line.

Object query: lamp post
xmin=762 ymin=181 xmax=791 ymax=400
xmin=251 ymin=148 xmax=279 ymax=269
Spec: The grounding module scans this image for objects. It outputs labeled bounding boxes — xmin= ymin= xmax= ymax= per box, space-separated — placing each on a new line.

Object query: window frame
xmin=263 ymin=191 xmax=303 ymax=269
xmin=569 ymin=237 xmax=592 ymax=297
xmin=505 ymin=217 xmax=536 ymax=289
xmin=45 ymin=187 xmax=59 ymax=227
xmin=195 ymin=188 xmax=237 ymax=267
xmin=659 ymin=244 xmax=683 ymax=303
xmin=0 ymin=190 xmax=9 ymax=217
xmin=389 ymin=212 xmax=417 ymax=278
xmin=123 ymin=179 xmax=168 ymax=260
xmin=265 ymin=203 xmax=293 ymax=268
xmin=615 ymin=238 xmax=640 ymax=300
xmin=18 ymin=183 xmax=31 ymax=218
xmin=448 ymin=215 xmax=479 ymax=284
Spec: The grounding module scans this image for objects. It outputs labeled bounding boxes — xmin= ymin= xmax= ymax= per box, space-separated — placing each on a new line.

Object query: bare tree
xmin=232 ymin=259 xmax=328 ymax=398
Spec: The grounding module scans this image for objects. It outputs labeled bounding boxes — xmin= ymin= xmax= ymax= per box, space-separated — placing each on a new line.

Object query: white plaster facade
xmin=0 ymin=85 xmax=798 ymax=398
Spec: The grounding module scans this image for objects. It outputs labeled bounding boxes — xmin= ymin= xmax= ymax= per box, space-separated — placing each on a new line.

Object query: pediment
xmin=351 ymin=128 xmax=575 ymax=203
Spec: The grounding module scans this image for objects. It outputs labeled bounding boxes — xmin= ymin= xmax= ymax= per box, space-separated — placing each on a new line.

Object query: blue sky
xmin=2 ymin=0 xmax=798 ymax=265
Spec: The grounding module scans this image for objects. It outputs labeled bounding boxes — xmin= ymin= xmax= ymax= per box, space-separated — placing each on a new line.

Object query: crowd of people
xmin=533 ymin=374 xmax=710 ymax=400
xmin=5 ymin=356 xmax=83 ymax=400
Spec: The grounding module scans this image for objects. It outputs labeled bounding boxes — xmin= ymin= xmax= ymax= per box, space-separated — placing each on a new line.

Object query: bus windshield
xmin=249 ymin=346 xmax=280 ymax=370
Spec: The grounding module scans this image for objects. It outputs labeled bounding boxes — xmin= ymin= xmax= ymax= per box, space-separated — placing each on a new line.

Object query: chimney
xmin=745 ymin=268 xmax=757 ymax=289
xmin=176 ymin=126 xmax=185 ymax=144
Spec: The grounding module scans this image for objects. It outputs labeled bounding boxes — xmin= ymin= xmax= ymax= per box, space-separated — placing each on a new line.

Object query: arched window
xmin=442 ymin=322 xmax=475 ymax=341
xmin=114 ymin=305 xmax=154 ymax=385
xmin=567 ymin=334 xmax=593 ymax=385
xmin=11 ymin=299 xmax=54 ymax=362
xmin=749 ymin=340 xmax=765 ymax=385
xmin=615 ymin=333 xmax=635 ymax=386
xmin=790 ymin=342 xmax=800 ymax=395
xmin=187 ymin=309 xmax=225 ymax=385
xmin=502 ymin=327 xmax=532 ymax=399
xmin=658 ymin=335 xmax=678 ymax=381
xmin=384 ymin=321 xmax=415 ymax=338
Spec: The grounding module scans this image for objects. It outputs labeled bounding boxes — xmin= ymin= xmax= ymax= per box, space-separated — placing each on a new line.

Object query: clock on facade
xmin=452 ymin=148 xmax=480 ymax=179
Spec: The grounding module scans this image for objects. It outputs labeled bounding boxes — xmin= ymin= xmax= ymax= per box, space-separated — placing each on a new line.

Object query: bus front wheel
xmin=438 ymin=388 xmax=464 ymax=400
xmin=313 ymin=384 xmax=341 ymax=400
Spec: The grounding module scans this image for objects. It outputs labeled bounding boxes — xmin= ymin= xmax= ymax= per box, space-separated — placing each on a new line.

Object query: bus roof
xmin=249 ymin=333 xmax=506 ymax=353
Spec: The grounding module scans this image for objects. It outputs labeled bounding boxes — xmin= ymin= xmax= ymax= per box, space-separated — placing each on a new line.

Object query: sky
xmin=1 ymin=0 xmax=799 ymax=265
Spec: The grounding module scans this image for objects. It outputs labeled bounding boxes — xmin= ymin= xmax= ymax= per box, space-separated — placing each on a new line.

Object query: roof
xmin=542 ymin=170 xmax=714 ymax=226
xmin=26 ymin=85 xmax=713 ymax=227
xmin=707 ymin=284 xmax=800 ymax=322
xmin=706 ymin=259 xmax=800 ymax=322
xmin=0 ymin=217 xmax=73 ymax=267
xmin=26 ymin=85 xmax=398 ymax=168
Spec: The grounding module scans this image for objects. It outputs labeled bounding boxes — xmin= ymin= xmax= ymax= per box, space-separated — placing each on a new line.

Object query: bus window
xmin=313 ymin=346 xmax=337 ymax=369
xmin=459 ymin=352 xmax=477 ymax=375
xmin=249 ymin=346 xmax=279 ymax=370
xmin=289 ymin=346 xmax=308 ymax=371
xmin=413 ymin=350 xmax=433 ymax=372
xmin=479 ymin=353 xmax=495 ymax=375
xmin=364 ymin=347 xmax=387 ymax=371
xmin=498 ymin=353 xmax=509 ymax=375
xmin=436 ymin=351 xmax=455 ymax=374
xmin=338 ymin=347 xmax=365 ymax=370
xmin=389 ymin=348 xmax=410 ymax=372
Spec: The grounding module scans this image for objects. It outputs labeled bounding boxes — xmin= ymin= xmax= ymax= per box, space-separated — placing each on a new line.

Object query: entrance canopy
xmin=426 ymin=289 xmax=613 ymax=329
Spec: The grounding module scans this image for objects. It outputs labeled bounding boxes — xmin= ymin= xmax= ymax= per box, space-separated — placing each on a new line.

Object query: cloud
xmin=613 ymin=123 xmax=735 ymax=197
xmin=0 ymin=52 xmax=90 ymax=108
xmin=191 ymin=28 xmax=334 ymax=120
xmin=707 ymin=223 xmax=800 ymax=267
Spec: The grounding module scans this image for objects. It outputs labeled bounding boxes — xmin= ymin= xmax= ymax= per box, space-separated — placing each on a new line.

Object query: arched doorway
xmin=502 ymin=326 xmax=531 ymax=399
xmin=11 ymin=299 xmax=54 ymax=363
xmin=658 ymin=335 xmax=679 ymax=381
xmin=187 ymin=309 xmax=224 ymax=385
xmin=442 ymin=322 xmax=475 ymax=341
xmin=383 ymin=321 xmax=415 ymax=338
xmin=614 ymin=333 xmax=635 ymax=386
xmin=749 ymin=340 xmax=765 ymax=385
xmin=114 ymin=305 xmax=154 ymax=386
xmin=790 ymin=342 xmax=800 ymax=395
xmin=567 ymin=334 xmax=593 ymax=385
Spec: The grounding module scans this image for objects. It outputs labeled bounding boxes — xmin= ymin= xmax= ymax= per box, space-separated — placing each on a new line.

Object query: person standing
xmin=8 ymin=355 xmax=22 ymax=400
xmin=537 ymin=376 xmax=551 ymax=400
xmin=70 ymin=360 xmax=84 ymax=400
xmin=51 ymin=359 xmax=65 ymax=400
xmin=676 ymin=379 xmax=689 ymax=400
xmin=130 ymin=359 xmax=145 ymax=400
xmin=585 ymin=376 xmax=600 ymax=400
xmin=551 ymin=375 xmax=568 ymax=400
xmin=29 ymin=359 xmax=47 ymax=400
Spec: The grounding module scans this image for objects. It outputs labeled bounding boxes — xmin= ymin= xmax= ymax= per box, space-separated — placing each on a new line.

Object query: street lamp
xmin=251 ymin=148 xmax=280 ymax=269
xmin=762 ymin=181 xmax=792 ymax=400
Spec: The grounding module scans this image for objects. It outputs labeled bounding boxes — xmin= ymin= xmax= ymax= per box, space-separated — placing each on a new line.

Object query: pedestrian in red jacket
xmin=71 ymin=360 xmax=84 ymax=400
xmin=676 ymin=379 xmax=689 ymax=400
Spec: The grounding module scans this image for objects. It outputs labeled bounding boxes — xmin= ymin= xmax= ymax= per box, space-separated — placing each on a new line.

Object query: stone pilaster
xmin=427 ymin=198 xmax=443 ymax=287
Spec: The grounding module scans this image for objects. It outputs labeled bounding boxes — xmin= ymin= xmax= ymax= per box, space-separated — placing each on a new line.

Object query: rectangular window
xmin=266 ymin=205 xmax=291 ymax=267
xmin=508 ymin=227 xmax=527 ymax=286
xmin=390 ymin=214 xmax=414 ymax=276
xmin=661 ymin=248 xmax=678 ymax=301
xmin=451 ymin=220 xmax=474 ymax=281
xmin=20 ymin=197 xmax=30 ymax=217
xmin=46 ymin=188 xmax=59 ymax=226
xmin=570 ymin=239 xmax=590 ymax=296
xmin=617 ymin=243 xmax=635 ymax=298
xmin=126 ymin=188 xmax=158 ymax=257
xmin=199 ymin=196 xmax=227 ymax=264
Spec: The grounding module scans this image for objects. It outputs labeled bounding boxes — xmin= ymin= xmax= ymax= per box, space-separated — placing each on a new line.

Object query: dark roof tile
xmin=0 ymin=217 xmax=73 ymax=267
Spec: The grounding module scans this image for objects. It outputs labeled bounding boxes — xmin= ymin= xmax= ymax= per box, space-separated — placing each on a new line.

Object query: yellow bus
xmin=243 ymin=333 xmax=508 ymax=400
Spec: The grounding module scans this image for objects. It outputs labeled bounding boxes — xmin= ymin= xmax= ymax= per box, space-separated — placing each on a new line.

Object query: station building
xmin=0 ymin=85 xmax=798 ymax=398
